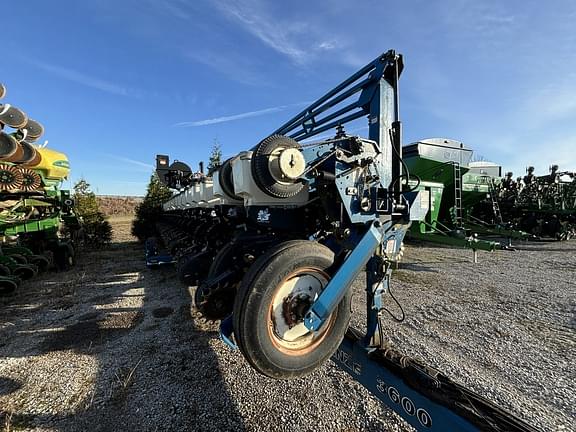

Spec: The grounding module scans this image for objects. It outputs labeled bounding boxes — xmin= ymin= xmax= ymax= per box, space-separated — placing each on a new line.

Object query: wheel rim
xmin=267 ymin=267 xmax=335 ymax=355
xmin=0 ymin=164 xmax=23 ymax=190
xmin=20 ymin=168 xmax=42 ymax=191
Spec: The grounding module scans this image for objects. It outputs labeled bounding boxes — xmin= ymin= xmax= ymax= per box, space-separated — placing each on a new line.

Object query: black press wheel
xmin=0 ymin=277 xmax=18 ymax=296
xmin=55 ymin=243 xmax=75 ymax=271
xmin=13 ymin=264 xmax=37 ymax=280
xmin=6 ymin=253 xmax=27 ymax=264
xmin=0 ymin=264 xmax=11 ymax=276
xmin=233 ymin=240 xmax=351 ymax=379
xmin=251 ymin=134 xmax=305 ymax=199
xmin=195 ymin=242 xmax=242 ymax=320
xmin=177 ymin=250 xmax=211 ymax=287
xmin=29 ymin=255 xmax=51 ymax=272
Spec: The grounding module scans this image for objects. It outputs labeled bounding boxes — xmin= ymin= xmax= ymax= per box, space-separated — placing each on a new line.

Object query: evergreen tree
xmin=131 ymin=173 xmax=172 ymax=242
xmin=73 ymin=179 xmax=99 ymax=218
xmin=207 ymin=140 xmax=222 ymax=174
xmin=73 ymin=179 xmax=112 ymax=246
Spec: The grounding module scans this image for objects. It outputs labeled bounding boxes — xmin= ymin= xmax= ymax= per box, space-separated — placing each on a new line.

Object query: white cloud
xmin=505 ymin=134 xmax=576 ymax=177
xmin=151 ymin=0 xmax=191 ymax=20
xmin=317 ymin=41 xmax=336 ymax=51
xmin=24 ymin=58 xmax=143 ymax=97
xmin=212 ymin=0 xmax=337 ymax=64
xmin=104 ymin=154 xmax=155 ymax=171
xmin=173 ymin=101 xmax=309 ymax=127
xmin=184 ymin=49 xmax=268 ymax=86
xmin=518 ymin=73 xmax=576 ymax=125
xmin=439 ymin=2 xmax=519 ymax=39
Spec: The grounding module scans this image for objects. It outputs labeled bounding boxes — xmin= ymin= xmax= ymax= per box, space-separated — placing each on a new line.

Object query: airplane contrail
xmin=173 ymin=101 xmax=310 ymax=127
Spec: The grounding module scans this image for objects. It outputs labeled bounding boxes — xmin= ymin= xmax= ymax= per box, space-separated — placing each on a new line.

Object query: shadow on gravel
xmin=398 ymin=262 xmax=439 ymax=273
xmin=523 ymin=247 xmax=576 ymax=252
xmin=0 ymin=376 xmax=22 ymax=396
xmin=39 ymin=309 xmax=145 ymax=353
xmin=0 ymin=241 xmax=246 ymax=431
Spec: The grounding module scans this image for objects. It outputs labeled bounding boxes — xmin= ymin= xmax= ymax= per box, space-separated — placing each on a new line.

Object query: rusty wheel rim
xmin=267 ymin=267 xmax=335 ymax=356
xmin=0 ymin=164 xmax=23 ymax=190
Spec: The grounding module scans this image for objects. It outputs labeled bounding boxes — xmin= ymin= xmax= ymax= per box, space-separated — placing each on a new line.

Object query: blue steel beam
xmin=272 ymin=50 xmax=401 ymax=145
xmin=273 ymin=58 xmax=385 ymax=135
xmin=304 ymin=221 xmax=385 ymax=331
xmin=334 ymin=330 xmax=538 ymax=432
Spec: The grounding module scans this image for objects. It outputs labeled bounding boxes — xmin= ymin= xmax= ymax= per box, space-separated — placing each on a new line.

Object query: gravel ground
xmin=0 ymin=220 xmax=573 ymax=431
xmin=351 ymin=239 xmax=576 ymax=432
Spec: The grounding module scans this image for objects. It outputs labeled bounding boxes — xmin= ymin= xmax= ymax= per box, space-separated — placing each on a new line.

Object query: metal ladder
xmin=486 ymin=178 xmax=504 ymax=224
xmin=453 ymin=162 xmax=463 ymax=228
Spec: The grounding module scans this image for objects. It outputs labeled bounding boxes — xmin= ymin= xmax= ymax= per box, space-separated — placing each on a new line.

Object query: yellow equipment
xmin=25 ymin=147 xmax=70 ymax=181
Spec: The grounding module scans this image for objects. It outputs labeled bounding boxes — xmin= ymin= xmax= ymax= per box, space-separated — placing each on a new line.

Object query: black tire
xmin=251 ymin=135 xmax=304 ymax=198
xmin=219 ymin=158 xmax=242 ymax=201
xmin=0 ymin=278 xmax=18 ymax=296
xmin=233 ymin=240 xmax=351 ymax=379
xmin=7 ymin=253 xmax=27 ymax=264
xmin=13 ymin=265 xmax=37 ymax=280
xmin=29 ymin=255 xmax=50 ymax=272
xmin=41 ymin=251 xmax=54 ymax=268
xmin=0 ymin=264 xmax=10 ymax=276
xmin=233 ymin=239 xmax=316 ymax=355
xmin=55 ymin=244 xmax=75 ymax=271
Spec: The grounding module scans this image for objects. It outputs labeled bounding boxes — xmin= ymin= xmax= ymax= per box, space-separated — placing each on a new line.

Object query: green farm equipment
xmin=407 ymin=179 xmax=498 ymax=252
xmin=403 ymin=138 xmax=531 ymax=252
xmin=0 ymin=192 xmax=80 ymax=272
xmin=0 ymin=83 xmax=81 ymax=294
xmin=461 ymin=162 xmax=536 ymax=243
xmin=488 ymin=166 xmax=576 ymax=240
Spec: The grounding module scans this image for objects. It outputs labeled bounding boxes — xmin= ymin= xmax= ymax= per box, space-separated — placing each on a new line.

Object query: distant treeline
xmin=96 ymin=195 xmax=143 ymax=217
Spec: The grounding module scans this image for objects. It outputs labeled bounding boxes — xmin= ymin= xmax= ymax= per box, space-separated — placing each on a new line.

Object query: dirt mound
xmin=96 ymin=196 xmax=143 ymax=217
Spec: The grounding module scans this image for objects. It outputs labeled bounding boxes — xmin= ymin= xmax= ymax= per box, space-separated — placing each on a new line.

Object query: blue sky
xmin=1 ymin=0 xmax=575 ymax=195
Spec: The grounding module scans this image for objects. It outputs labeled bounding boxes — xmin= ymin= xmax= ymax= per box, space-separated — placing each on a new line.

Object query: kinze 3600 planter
xmin=151 ymin=52 xmax=537 ymax=431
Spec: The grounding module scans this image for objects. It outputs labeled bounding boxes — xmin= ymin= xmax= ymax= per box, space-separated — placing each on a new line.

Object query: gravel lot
xmin=0 ymin=218 xmax=574 ymax=431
